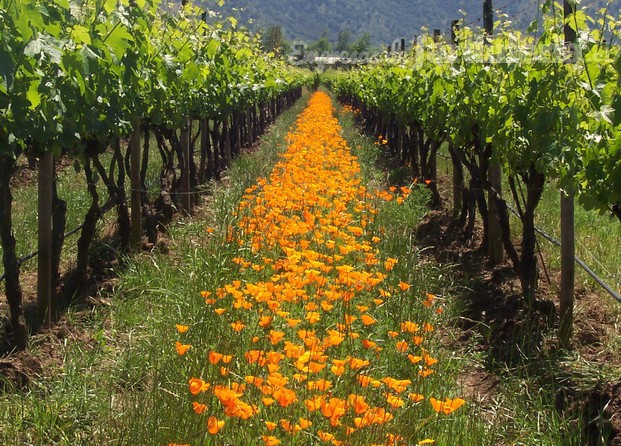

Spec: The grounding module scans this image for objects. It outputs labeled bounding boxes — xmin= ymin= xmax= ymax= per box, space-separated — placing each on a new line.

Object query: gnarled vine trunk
xmin=0 ymin=154 xmax=28 ymax=350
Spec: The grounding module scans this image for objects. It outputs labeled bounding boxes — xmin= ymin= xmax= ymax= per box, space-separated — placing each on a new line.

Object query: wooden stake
xmin=37 ymin=150 xmax=53 ymax=326
xmin=180 ymin=117 xmax=192 ymax=216
xmin=130 ymin=118 xmax=142 ymax=248
xmin=483 ymin=1 xmax=504 ymax=265
xmin=559 ymin=0 xmax=576 ymax=347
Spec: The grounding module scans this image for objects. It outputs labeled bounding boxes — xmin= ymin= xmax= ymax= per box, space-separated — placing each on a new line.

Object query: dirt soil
xmin=417 ymin=208 xmax=621 ymax=445
xmin=10 ymin=156 xmax=74 ymax=189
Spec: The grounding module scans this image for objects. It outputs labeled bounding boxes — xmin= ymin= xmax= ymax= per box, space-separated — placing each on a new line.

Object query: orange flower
xmin=408 ymin=354 xmax=422 ymax=364
xmin=409 ymin=393 xmax=425 ymax=403
xmin=360 ymin=314 xmax=376 ymax=326
xmin=401 ymin=321 xmax=419 ymax=333
xmin=382 ymin=377 xmax=411 ymax=393
xmin=230 ymin=321 xmax=246 ymax=332
xmin=209 ymin=351 xmax=223 ymax=364
xmin=318 ymin=430 xmax=336 ymax=442
xmin=348 ymin=394 xmax=369 ymax=414
xmin=412 ymin=335 xmax=424 ymax=345
xmin=307 ymin=379 xmax=333 ymax=392
xmin=423 ymin=293 xmax=436 ymax=308
xmin=348 ymin=357 xmax=369 ymax=369
xmin=306 ymin=312 xmax=321 ymax=324
xmin=384 ymin=258 xmax=398 ymax=271
xmin=175 ymin=324 xmax=189 ymax=333
xmin=398 ymin=281 xmax=410 ymax=291
xmin=286 ymin=318 xmax=302 ymax=327
xmin=192 ymin=401 xmax=207 ymax=414
xmin=189 ymin=378 xmax=210 ymax=395
xmin=298 ymin=417 xmax=312 ymax=429
xmin=395 ymin=341 xmax=409 ymax=353
xmin=357 ymin=375 xmax=372 ymax=387
xmin=207 ymin=416 xmax=225 ymax=434
xmin=385 ymin=393 xmax=405 ymax=408
xmin=361 ymin=339 xmax=377 ymax=350
xmin=259 ymin=315 xmax=273 ymax=328
xmin=305 ymin=395 xmax=324 ymax=412
xmin=429 ymin=397 xmax=465 ymax=414
xmin=175 ymin=341 xmax=191 ymax=356
xmin=320 ymin=397 xmax=347 ymax=421
xmin=273 ymin=387 xmax=298 ymax=407
xmin=268 ymin=330 xmax=285 ymax=345
xmin=419 ymin=368 xmax=435 ymax=378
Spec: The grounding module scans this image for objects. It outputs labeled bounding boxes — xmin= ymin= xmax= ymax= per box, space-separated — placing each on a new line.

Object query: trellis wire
xmin=506 ymin=203 xmax=621 ymax=304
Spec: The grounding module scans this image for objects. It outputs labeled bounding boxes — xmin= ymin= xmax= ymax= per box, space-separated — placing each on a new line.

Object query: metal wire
xmin=505 ymin=203 xmax=621 ymax=304
xmin=0 ymin=200 xmax=116 ymax=283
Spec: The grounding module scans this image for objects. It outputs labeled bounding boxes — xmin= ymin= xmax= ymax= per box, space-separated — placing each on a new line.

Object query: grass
xmin=336 ymin=103 xmax=594 ymax=446
xmin=435 ymin=147 xmax=621 ymax=300
xmin=2 ymin=92 xmax=617 ymax=446
xmin=433 ymin=145 xmax=621 ymax=445
xmin=111 ymin=92 xmax=465 ymax=445
xmin=0 ymin=94 xmax=311 ymax=445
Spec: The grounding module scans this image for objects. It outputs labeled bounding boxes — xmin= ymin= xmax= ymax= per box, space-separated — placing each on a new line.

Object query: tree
xmin=351 ymin=33 xmax=371 ymax=54
xmin=262 ymin=25 xmax=286 ymax=56
xmin=308 ymin=36 xmax=332 ymax=53
xmin=336 ymin=29 xmax=351 ymax=52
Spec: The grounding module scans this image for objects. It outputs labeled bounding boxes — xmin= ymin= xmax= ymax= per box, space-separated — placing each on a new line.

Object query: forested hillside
xmin=196 ymin=0 xmax=619 ymax=47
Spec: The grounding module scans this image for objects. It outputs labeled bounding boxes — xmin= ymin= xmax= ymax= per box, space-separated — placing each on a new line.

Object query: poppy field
xmin=167 ymin=92 xmax=465 ymax=445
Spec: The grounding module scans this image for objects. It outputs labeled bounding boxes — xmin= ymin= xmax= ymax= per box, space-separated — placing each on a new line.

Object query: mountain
xmin=196 ymin=1 xmax=620 ymax=47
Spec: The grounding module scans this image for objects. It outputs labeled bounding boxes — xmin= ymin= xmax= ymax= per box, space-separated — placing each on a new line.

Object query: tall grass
xmin=0 ymin=97 xmax=309 ymax=445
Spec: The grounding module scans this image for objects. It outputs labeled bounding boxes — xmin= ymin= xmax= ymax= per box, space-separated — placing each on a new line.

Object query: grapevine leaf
xmin=26 ymin=81 xmax=41 ymax=108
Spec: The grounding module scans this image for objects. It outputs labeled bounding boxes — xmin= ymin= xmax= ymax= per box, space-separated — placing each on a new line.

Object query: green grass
xmin=433 ymin=145 xmax=621 ymax=445
xmin=0 ymin=97 xmax=309 ymax=445
xmin=335 ymin=103 xmax=494 ymax=445
xmin=435 ymin=146 xmax=621 ymax=300
xmin=3 ymin=93 xmax=615 ymax=446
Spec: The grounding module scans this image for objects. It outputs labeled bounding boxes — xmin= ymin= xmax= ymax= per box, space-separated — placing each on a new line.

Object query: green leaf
xmin=26 ymin=81 xmax=41 ymax=109
xmin=206 ymin=39 xmax=220 ymax=58
xmin=71 ymin=25 xmax=91 ymax=45
xmin=103 ymin=0 xmax=116 ymax=14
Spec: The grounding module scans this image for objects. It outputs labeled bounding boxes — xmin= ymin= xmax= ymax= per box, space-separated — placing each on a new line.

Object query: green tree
xmin=262 ymin=25 xmax=286 ymax=55
xmin=336 ymin=29 xmax=351 ymax=52
xmin=351 ymin=33 xmax=371 ymax=53
xmin=309 ymin=36 xmax=332 ymax=53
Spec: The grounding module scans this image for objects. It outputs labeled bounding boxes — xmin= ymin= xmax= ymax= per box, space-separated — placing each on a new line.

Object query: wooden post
xmin=180 ymin=117 xmax=192 ymax=216
xmin=559 ymin=0 xmax=576 ymax=347
xmin=483 ymin=0 xmax=494 ymax=41
xmin=488 ymin=156 xmax=504 ymax=264
xmin=433 ymin=29 xmax=441 ymax=42
xmin=483 ymin=0 xmax=504 ymax=265
xmin=451 ymin=20 xmax=460 ymax=44
xmin=37 ymin=149 xmax=53 ymax=327
xmin=130 ymin=118 xmax=142 ymax=248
